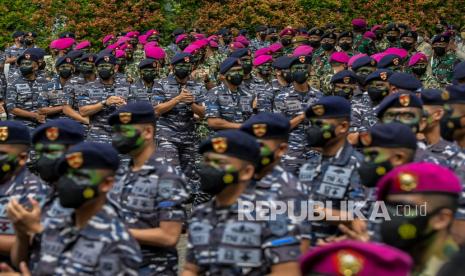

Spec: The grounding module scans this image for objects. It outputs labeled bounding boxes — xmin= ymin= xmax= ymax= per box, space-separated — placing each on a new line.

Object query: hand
xmin=0 ymin=262 xmax=31 ymax=276
xmin=176 ymin=90 xmax=194 ymax=104
xmin=338 ymin=219 xmax=370 ymax=242
xmin=105 ymin=96 xmax=125 ymax=106
xmin=7 ymin=197 xmax=43 ymax=236
xmin=34 ymin=113 xmax=46 ymax=124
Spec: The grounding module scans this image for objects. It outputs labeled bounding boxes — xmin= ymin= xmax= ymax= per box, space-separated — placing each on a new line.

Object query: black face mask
xmin=375 ymin=31 xmax=384 ymax=40
xmin=38 ymin=62 xmax=46 ymax=71
xmin=24 ymin=39 xmax=34 ymax=46
xmin=126 ymin=52 xmax=133 ymax=60
xmin=174 ymin=67 xmax=190 ymax=79
xmin=333 ymin=87 xmax=354 ymax=99
xmin=79 ymin=63 xmax=94 ymax=75
xmin=259 ymin=67 xmax=271 ymax=78
xmin=270 ymin=35 xmax=278 ymax=42
xmin=0 ymin=154 xmax=18 ymax=184
xmin=259 ymin=33 xmax=267 ymax=40
xmin=367 ymin=87 xmax=389 ymax=105
xmin=339 ymin=42 xmax=352 ymax=51
xmin=226 ymin=73 xmax=243 ymax=86
xmin=400 ymin=42 xmax=414 ymax=51
xmin=357 ymin=159 xmax=393 ymax=188
xmin=20 ymin=65 xmax=34 ymax=76
xmin=306 ymin=124 xmax=336 ymax=147
xmin=98 ymin=68 xmax=113 ymax=80
xmin=411 ymin=65 xmax=427 ymax=76
xmin=111 ymin=131 xmax=144 ymax=154
xmin=381 ymin=204 xmax=439 ymax=253
xmin=223 ymin=37 xmax=232 ymax=45
xmin=321 ymin=43 xmax=334 ymax=51
xmin=440 ymin=110 xmax=464 ymax=141
xmin=386 ymin=35 xmax=398 ymax=43
xmin=281 ymin=38 xmax=292 ymax=46
xmin=309 ymin=41 xmax=321 ymax=48
xmin=292 ymin=71 xmax=308 ymax=84
xmin=57 ymin=175 xmax=99 ymax=209
xmin=242 ymin=61 xmax=253 ymax=75
xmin=178 ymin=41 xmax=189 ymax=51
xmin=198 ymin=164 xmax=239 ymax=195
xmin=433 ymin=46 xmax=446 ymax=56
xmin=58 ymin=68 xmax=72 ymax=79
xmin=141 ymin=70 xmax=156 ymax=83
xmin=282 ymin=70 xmax=293 ymax=83
xmin=37 ymin=156 xmax=61 ymax=183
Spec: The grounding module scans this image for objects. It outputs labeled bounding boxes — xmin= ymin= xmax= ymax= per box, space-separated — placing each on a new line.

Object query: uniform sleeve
xmin=37 ymin=85 xmax=50 ymax=108
xmin=78 ymin=87 xmax=91 ymax=108
xmin=5 ymin=83 xmax=17 ymax=111
xmin=157 ymin=167 xmax=189 ymax=222
xmin=63 ymin=85 xmax=75 ymax=106
xmin=256 ymin=85 xmax=274 ymax=113
xmin=194 ymin=85 xmax=207 ymax=105
xmin=205 ymin=88 xmax=220 ymax=118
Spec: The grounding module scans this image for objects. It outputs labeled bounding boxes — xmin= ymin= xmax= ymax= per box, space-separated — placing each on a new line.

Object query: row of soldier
xmin=0 ymin=18 xmax=462 ymax=275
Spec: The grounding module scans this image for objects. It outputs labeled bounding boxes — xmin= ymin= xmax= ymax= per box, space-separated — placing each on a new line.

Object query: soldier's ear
xmin=239 ymin=163 xmax=255 ymax=182
xmin=276 ymin=142 xmax=288 ymax=157
xmin=99 ymin=175 xmax=115 ymax=193
xmin=17 ymin=152 xmax=28 ymax=167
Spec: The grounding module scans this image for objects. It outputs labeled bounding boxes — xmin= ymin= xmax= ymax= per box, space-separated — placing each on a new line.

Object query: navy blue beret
xmin=0 ymin=121 xmax=30 ymax=145
xmin=108 ymin=102 xmax=156 ymax=126
xmin=24 ymin=32 xmax=37 ymax=38
xmin=218 ymin=28 xmax=230 ymax=36
xmin=55 ymin=56 xmax=74 ymax=68
xmin=362 ymin=122 xmax=417 ymax=150
xmin=446 ymin=85 xmax=465 ymax=104
xmin=453 ymin=61 xmax=465 ymax=80
xmin=58 ymin=142 xmax=120 ymax=172
xmin=220 ymin=57 xmax=241 ymax=74
xmin=16 ymin=53 xmax=40 ymax=65
xmin=32 ymin=119 xmax=85 ymax=145
xmin=139 ymin=58 xmax=157 ymax=69
xmin=24 ymin=48 xmax=46 ymax=59
xmin=305 ymin=96 xmax=351 ymax=118
xmin=59 ymin=32 xmax=75 ymax=39
xmin=12 ymin=31 xmax=24 ymax=38
xmin=421 ymin=88 xmax=448 ymax=106
xmin=255 ymin=25 xmax=267 ymax=32
xmin=308 ymin=28 xmax=323 ymax=36
xmin=95 ymin=53 xmax=116 ymax=66
xmin=377 ymin=54 xmax=402 ymax=69
xmin=199 ymin=130 xmax=261 ymax=165
xmin=240 ymin=112 xmax=290 ymax=140
xmin=230 ymin=49 xmax=251 ymax=58
xmin=290 ymin=55 xmax=312 ymax=66
xmin=375 ymin=93 xmax=423 ymax=117
xmin=66 ymin=50 xmax=84 ymax=61
xmin=331 ymin=70 xmax=360 ymax=84
xmin=171 ymin=52 xmax=192 ymax=65
xmin=385 ymin=23 xmax=400 ymax=32
xmin=388 ymin=72 xmax=422 ymax=91
xmin=432 ymin=34 xmax=450 ymax=44
xmin=321 ymin=32 xmax=336 ymax=40
xmin=364 ymin=69 xmax=393 ymax=84
xmin=352 ymin=56 xmax=376 ymax=71
xmin=80 ymin=53 xmax=97 ymax=63
xmin=400 ymin=30 xmax=418 ymax=40
xmin=272 ymin=56 xmax=293 ymax=69
xmin=172 ymin=28 xmax=185 ymax=36
xmin=98 ymin=49 xmax=113 ymax=56
xmin=338 ymin=31 xmax=353 ymax=39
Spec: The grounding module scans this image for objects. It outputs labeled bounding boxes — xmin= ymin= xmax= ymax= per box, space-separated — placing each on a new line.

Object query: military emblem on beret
xmin=211 ymin=137 xmax=227 ymax=153
xmin=343 ymin=76 xmax=351 ymax=84
xmin=359 ymin=132 xmax=372 ymax=146
xmin=312 ymin=104 xmax=325 ymax=116
xmin=440 ymin=37 xmax=444 ymax=42
xmin=370 ymin=59 xmax=376 ymax=66
xmin=393 ymin=58 xmax=400 ymax=66
xmin=299 ymin=56 xmax=306 ymax=64
xmin=335 ymin=250 xmax=363 ymax=276
xmin=398 ymin=172 xmax=417 ymax=191
xmin=441 ymin=90 xmax=450 ymax=101
xmin=252 ymin=124 xmax=267 ymax=137
xmin=65 ymin=57 xmax=71 ymax=63
xmin=184 ymin=56 xmax=190 ymax=63
xmin=399 ymin=94 xmax=410 ymax=107
xmin=104 ymin=56 xmax=110 ymax=62
xmin=380 ymin=71 xmax=388 ymax=81
xmin=46 ymin=127 xmax=59 ymax=141
xmin=25 ymin=54 xmax=31 ymax=60
xmin=119 ymin=112 xmax=132 ymax=124
xmin=0 ymin=127 xmax=8 ymax=142
xmin=28 ymin=32 xmax=32 ymax=36
xmin=88 ymin=56 xmax=94 ymax=62
xmin=152 ymin=61 xmax=157 ymax=67
xmin=66 ymin=152 xmax=83 ymax=169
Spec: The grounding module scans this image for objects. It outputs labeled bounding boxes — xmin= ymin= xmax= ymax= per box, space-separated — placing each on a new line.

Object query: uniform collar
xmin=324 ymin=141 xmax=354 ymax=166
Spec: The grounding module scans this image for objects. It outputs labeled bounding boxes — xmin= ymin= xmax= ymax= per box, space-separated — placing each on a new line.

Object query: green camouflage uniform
xmin=44 ymin=55 xmax=57 ymax=79
xmin=125 ymin=60 xmax=139 ymax=83
xmin=132 ymin=48 xmax=145 ymax=64
xmin=431 ymin=51 xmax=457 ymax=86
xmin=312 ymin=51 xmax=333 ymax=79
xmin=420 ymin=74 xmax=441 ymax=89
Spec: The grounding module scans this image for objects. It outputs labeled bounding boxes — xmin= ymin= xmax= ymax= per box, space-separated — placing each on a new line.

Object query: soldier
xmin=279 ymin=27 xmax=296 ymax=56
xmin=387 ymin=72 xmax=422 ymax=95
xmin=274 ymin=55 xmax=323 ymax=175
xmin=298 ymin=96 xmax=365 ymax=243
xmin=308 ymin=28 xmax=324 ymax=56
xmin=128 ymin=58 xmax=160 ymax=103
xmin=350 ymin=55 xmax=377 ymax=80
xmin=78 ymin=53 xmax=130 ymax=143
xmin=384 ymin=23 xmax=401 ymax=49
xmin=440 ymin=84 xmax=465 ymax=150
xmin=23 ymin=48 xmax=48 ymax=82
xmin=183 ymin=130 xmax=301 ymax=275
xmin=0 ymin=121 xmax=48 ymax=257
xmin=372 ymin=25 xmax=388 ymax=52
xmin=407 ymin=52 xmax=440 ymax=88
xmin=376 ymin=162 xmax=461 ymax=275
xmin=7 ymin=142 xmax=142 ymax=274
xmin=229 ymin=49 xmax=254 ymax=93
xmin=250 ymin=25 xmax=270 ymax=51
xmin=351 ymin=18 xmax=367 ymax=47
xmin=205 ymin=57 xmax=254 ymax=130
xmin=416 ymin=29 xmax=433 ymax=60
xmin=107 ymin=103 xmax=188 ymax=275
xmin=201 ymin=39 xmax=224 ymax=90
xmin=6 ymin=53 xmax=48 ymax=130
xmin=431 ymin=34 xmax=458 ymax=85
xmin=399 ymin=30 xmax=418 ymax=58
xmin=321 ymin=52 xmax=350 ymax=94
xmin=363 ymin=69 xmax=393 ymax=127
xmin=300 ymin=240 xmax=413 ymax=275
xmin=114 ymin=49 xmax=129 ymax=83
xmin=5 ymin=31 xmax=25 ymax=83
xmin=312 ymin=32 xmax=337 ymax=79
xmin=145 ymin=45 xmax=169 ymax=79
xmin=377 ymin=54 xmax=403 ymax=72
xmin=44 ymin=38 xmax=75 ymax=80
xmin=337 ymin=31 xmax=355 ymax=56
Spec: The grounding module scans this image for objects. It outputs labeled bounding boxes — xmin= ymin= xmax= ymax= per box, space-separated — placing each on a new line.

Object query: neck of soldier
xmin=59 ymin=76 xmax=69 ymax=86
xmin=225 ymin=81 xmax=239 ymax=92
xmin=322 ymin=136 xmax=346 ymax=157
xmin=100 ymin=77 xmax=114 ymax=85
xmin=75 ymin=195 xmax=106 ymax=229
xmin=14 ymin=41 xmax=21 ymax=48
xmin=324 ymin=49 xmax=334 ymax=55
xmin=24 ymin=72 xmax=36 ymax=81
xmin=143 ymin=79 xmax=154 ymax=88
xmin=84 ymin=73 xmax=96 ymax=82
xmin=131 ymin=142 xmax=155 ymax=171
xmin=175 ymin=75 xmax=189 ymax=85
xmin=215 ymin=182 xmax=248 ymax=207
xmin=293 ymin=81 xmax=309 ymax=93
xmin=423 ymin=123 xmax=441 ymax=145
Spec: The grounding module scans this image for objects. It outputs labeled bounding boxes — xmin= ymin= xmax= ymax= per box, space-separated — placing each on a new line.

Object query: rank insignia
xmin=66 ymin=152 xmax=83 ymax=169
xmin=252 ymin=124 xmax=267 ymax=137
xmin=119 ymin=112 xmax=132 ymax=124
xmin=212 ymin=137 xmax=227 ymax=153
xmin=0 ymin=127 xmax=8 ymax=142
xmin=104 ymin=56 xmax=110 ymax=62
xmin=299 ymin=56 xmax=306 ymax=63
xmin=46 ymin=127 xmax=59 ymax=141
xmin=184 ymin=56 xmax=190 ymax=63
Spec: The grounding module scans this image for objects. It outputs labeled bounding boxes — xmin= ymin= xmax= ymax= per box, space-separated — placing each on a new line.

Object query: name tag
xmin=16 ymin=84 xmax=31 ymax=93
xmin=219 ymin=95 xmax=234 ymax=105
xmin=127 ymin=195 xmax=155 ymax=212
xmin=71 ymin=239 xmax=104 ymax=266
xmin=89 ymin=89 xmax=105 ymax=99
xmin=131 ymin=179 xmax=157 ymax=196
xmin=216 ymin=247 xmax=262 ymax=267
xmin=42 ymin=232 xmax=65 ymax=256
xmin=189 ymin=222 xmax=212 ymax=245
xmin=286 ymin=100 xmax=301 ymax=112
xmin=299 ymin=164 xmax=316 ymax=182
xmin=316 ymin=166 xmax=352 ymax=199
xmin=221 ymin=222 xmax=261 ymax=246
xmin=114 ymin=87 xmax=129 ymax=97
xmin=240 ymin=96 xmax=252 ymax=112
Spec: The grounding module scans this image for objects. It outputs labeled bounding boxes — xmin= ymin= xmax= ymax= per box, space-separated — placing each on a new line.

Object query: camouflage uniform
xmin=427 ymin=139 xmax=465 ymax=183
xmin=4 ymin=44 xmax=25 ymax=83
xmin=79 ymin=78 xmax=131 ymax=143
xmin=186 ymin=185 xmax=301 ymax=275
xmin=420 ymin=73 xmax=441 ymax=89
xmin=256 ymin=78 xmax=279 ymax=113
xmin=108 ymin=154 xmax=188 ymax=275
xmin=298 ymin=142 xmax=365 ymax=242
xmin=165 ymin=43 xmax=179 ymax=60
xmin=132 ymin=48 xmax=145 ymax=64
xmin=43 ymin=55 xmax=57 ymax=80
xmin=350 ymin=90 xmax=376 ymax=133
xmin=125 ymin=60 xmax=140 ymax=83
xmin=152 ymin=75 xmax=206 ymax=197
xmin=38 ymin=76 xmax=70 ymax=120
xmin=249 ymin=38 xmax=270 ymax=52
xmin=33 ymin=204 xmax=142 ymax=275
xmin=129 ymin=79 xmax=161 ymax=103
xmin=273 ymin=87 xmax=323 ymax=175
xmin=431 ymin=51 xmax=458 ymax=85
xmin=312 ymin=51 xmax=333 ymax=79
xmin=6 ymin=74 xmax=48 ymax=129
xmin=415 ymin=141 xmax=450 ymax=166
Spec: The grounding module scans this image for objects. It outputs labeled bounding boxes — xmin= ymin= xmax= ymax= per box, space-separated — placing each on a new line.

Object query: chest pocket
xmin=89 ymin=88 xmax=105 ymax=100
xmin=221 ymin=222 xmax=261 ymax=246
xmin=219 ymin=95 xmax=234 ymax=106
xmin=114 ymin=87 xmax=129 ymax=98
xmin=315 ymin=165 xmax=352 ymax=199
xmin=70 ymin=239 xmax=105 ymax=267
xmin=189 ymin=221 xmax=212 ymax=245
xmin=37 ymin=229 xmax=66 ymax=275
xmin=126 ymin=178 xmax=157 ymax=213
xmin=16 ymin=83 xmax=32 ymax=101
xmin=240 ymin=96 xmax=253 ymax=112
xmin=285 ymin=99 xmax=302 ymax=113
xmin=47 ymin=90 xmax=66 ymax=105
